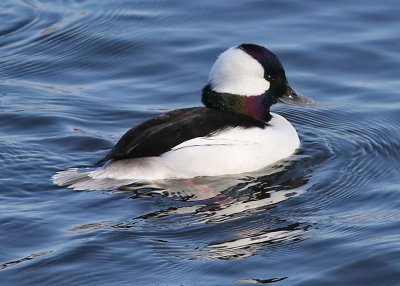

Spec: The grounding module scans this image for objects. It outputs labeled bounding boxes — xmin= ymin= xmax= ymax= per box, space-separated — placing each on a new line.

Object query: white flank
xmin=52 ymin=113 xmax=300 ymax=190
xmin=208 ymin=47 xmax=270 ymax=96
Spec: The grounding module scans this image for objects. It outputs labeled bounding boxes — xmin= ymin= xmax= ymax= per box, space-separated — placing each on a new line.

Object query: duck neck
xmin=202 ymin=84 xmax=272 ymax=122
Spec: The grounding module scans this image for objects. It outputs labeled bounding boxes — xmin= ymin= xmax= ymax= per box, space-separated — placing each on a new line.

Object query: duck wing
xmin=97 ymin=107 xmax=265 ymax=165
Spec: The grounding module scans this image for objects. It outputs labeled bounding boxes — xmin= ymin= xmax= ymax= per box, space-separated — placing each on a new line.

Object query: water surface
xmin=1 ymin=0 xmax=400 ymax=285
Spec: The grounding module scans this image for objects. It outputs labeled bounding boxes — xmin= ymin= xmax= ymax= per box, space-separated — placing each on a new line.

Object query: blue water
xmin=1 ymin=0 xmax=400 ymax=285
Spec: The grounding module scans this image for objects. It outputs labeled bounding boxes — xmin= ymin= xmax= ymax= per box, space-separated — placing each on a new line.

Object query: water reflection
xmin=118 ymin=157 xmax=310 ymax=201
xmin=113 ymin=161 xmax=312 ymax=260
xmin=206 ymin=222 xmax=309 ymax=260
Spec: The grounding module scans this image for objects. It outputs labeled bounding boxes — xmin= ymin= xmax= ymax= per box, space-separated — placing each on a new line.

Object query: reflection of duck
xmin=127 ymin=165 xmax=308 ymax=221
xmin=114 ymin=171 xmax=311 ymax=261
xmin=207 ymin=223 xmax=305 ymax=260
xmin=53 ymin=44 xmax=314 ymax=190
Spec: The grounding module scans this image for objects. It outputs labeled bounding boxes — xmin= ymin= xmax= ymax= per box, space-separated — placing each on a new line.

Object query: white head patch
xmin=208 ymin=47 xmax=270 ymax=96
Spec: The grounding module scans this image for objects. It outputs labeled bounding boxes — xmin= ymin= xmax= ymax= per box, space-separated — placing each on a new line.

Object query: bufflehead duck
xmin=53 ymin=43 xmax=315 ymax=189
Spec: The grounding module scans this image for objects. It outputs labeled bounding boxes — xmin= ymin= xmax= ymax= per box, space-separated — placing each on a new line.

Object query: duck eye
xmin=266 ymin=75 xmax=274 ymax=82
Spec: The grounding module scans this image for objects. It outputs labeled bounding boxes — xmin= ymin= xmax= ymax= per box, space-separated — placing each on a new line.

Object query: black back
xmin=97 ymin=107 xmax=265 ymax=164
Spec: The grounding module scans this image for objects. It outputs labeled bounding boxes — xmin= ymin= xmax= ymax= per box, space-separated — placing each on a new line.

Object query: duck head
xmin=202 ymin=43 xmax=315 ymax=121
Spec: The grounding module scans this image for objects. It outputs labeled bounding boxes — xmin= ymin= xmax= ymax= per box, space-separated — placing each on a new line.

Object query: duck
xmin=52 ymin=43 xmax=315 ymax=190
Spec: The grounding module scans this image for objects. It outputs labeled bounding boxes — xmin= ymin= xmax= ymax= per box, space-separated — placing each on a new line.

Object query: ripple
xmin=235 ymin=277 xmax=288 ymax=284
xmin=0 ymin=0 xmax=162 ymax=82
xmin=0 ymin=250 xmax=52 ymax=270
xmin=1 ymin=1 xmax=400 ymax=284
xmin=277 ymin=104 xmax=400 ymax=213
xmin=0 ymin=2 xmax=37 ymax=39
xmin=205 ymin=223 xmax=306 ymax=260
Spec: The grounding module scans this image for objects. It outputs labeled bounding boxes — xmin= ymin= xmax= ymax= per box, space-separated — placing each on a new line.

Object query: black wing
xmin=97 ymin=107 xmax=265 ymax=164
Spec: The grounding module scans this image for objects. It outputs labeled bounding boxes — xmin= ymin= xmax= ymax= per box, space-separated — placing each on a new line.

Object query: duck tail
xmin=51 ymin=167 xmax=138 ymax=191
